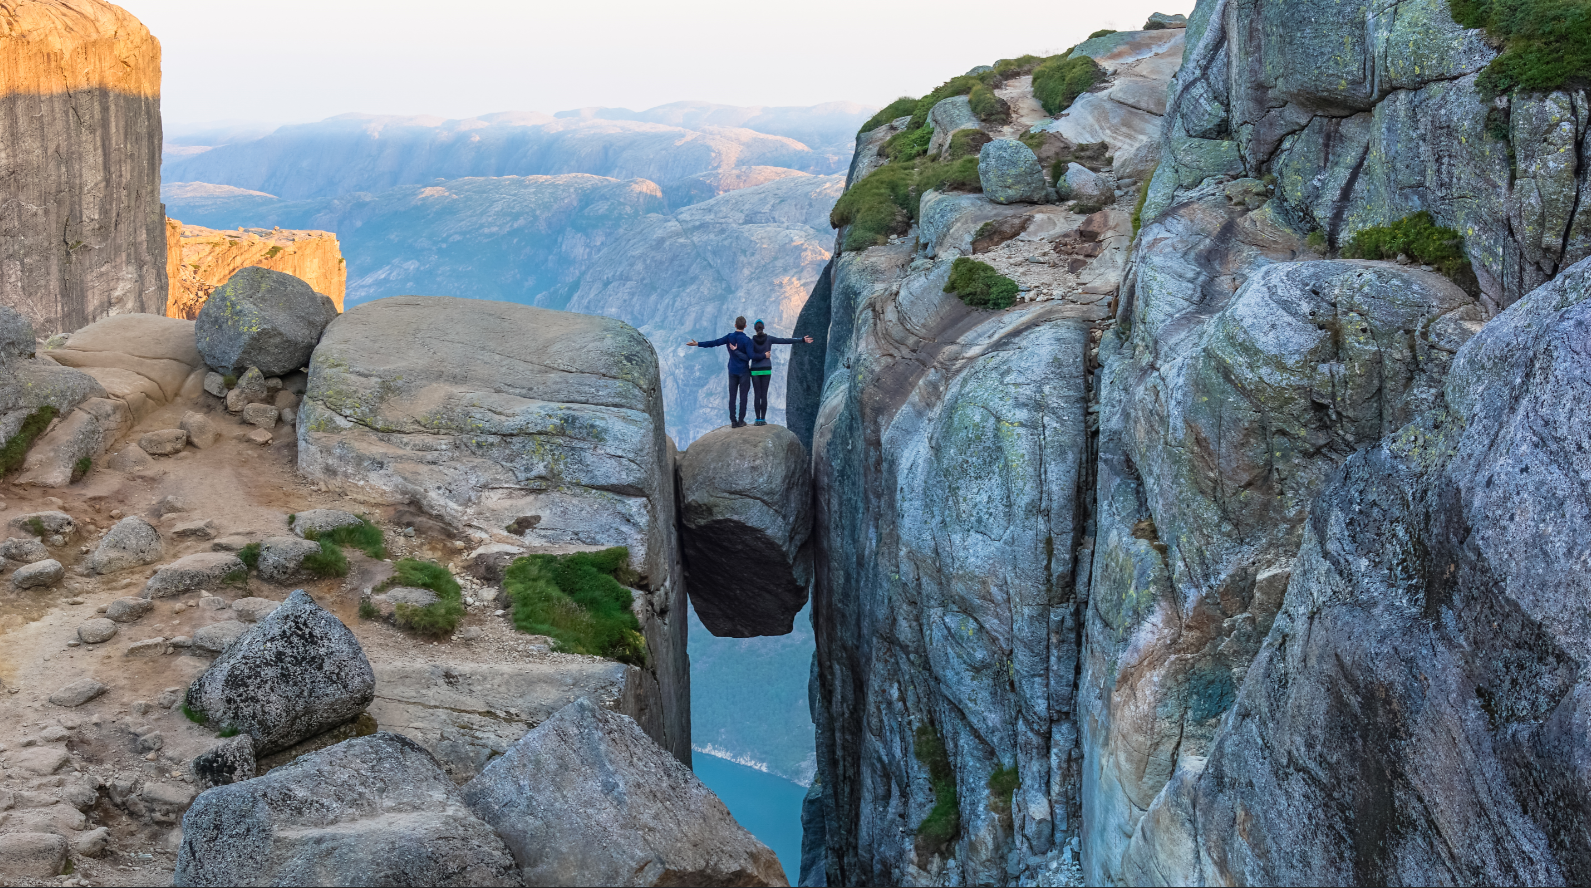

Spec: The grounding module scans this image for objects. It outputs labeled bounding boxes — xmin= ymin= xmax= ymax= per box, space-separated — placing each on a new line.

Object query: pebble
xmin=110 ymin=509 xmax=123 ymax=519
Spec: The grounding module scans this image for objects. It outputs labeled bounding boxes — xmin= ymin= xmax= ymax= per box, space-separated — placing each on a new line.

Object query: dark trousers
xmin=728 ymin=372 xmax=750 ymax=423
xmin=752 ymin=374 xmax=771 ymax=420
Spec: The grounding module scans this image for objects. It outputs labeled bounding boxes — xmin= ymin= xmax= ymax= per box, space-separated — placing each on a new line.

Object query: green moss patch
xmin=302 ymin=517 xmax=386 ymax=559
xmin=1342 ymin=211 xmax=1477 ymax=289
xmin=238 ymin=542 xmax=261 ymax=570
xmin=1451 ymin=0 xmax=1591 ymax=97
xmin=945 ymin=257 xmax=1019 ymax=309
xmin=380 ymin=558 xmax=465 ymax=638
xmin=831 ymin=163 xmax=918 ymax=251
xmin=503 ymin=547 xmax=647 ymax=666
xmin=1032 ymin=54 xmax=1107 ymax=115
xmin=1 ymin=406 xmax=57 ymax=478
xmin=988 ymin=764 xmax=1020 ymax=815
xmin=914 ymin=725 xmax=959 ymax=855
xmin=301 ymin=538 xmax=349 ymax=579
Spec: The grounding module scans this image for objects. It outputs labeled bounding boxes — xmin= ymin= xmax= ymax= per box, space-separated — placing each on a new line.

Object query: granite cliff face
xmin=0 ymin=0 xmax=167 ymax=335
xmin=165 ymin=221 xmax=346 ymax=319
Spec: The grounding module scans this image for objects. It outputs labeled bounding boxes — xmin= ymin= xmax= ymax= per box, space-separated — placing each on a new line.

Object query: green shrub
xmin=831 ymin=163 xmax=917 ymax=251
xmin=914 ymin=725 xmax=959 ymax=854
xmin=992 ymin=54 xmax=1044 ymax=77
xmin=1088 ymin=28 xmax=1118 ymax=39
xmin=303 ymin=517 xmax=386 ymax=559
xmin=238 ymin=542 xmax=261 ymax=570
xmin=358 ymin=599 xmax=379 ymax=620
xmin=1306 ymin=229 xmax=1329 ymax=252
xmin=70 ymin=457 xmax=90 ymax=484
xmin=1450 ymin=0 xmax=1591 ymax=97
xmin=945 ymin=129 xmax=991 ymax=161
xmin=945 ymin=257 xmax=1019 ymax=309
xmin=882 ymin=125 xmax=933 ymax=163
xmin=861 ymin=96 xmax=921 ymax=133
xmin=503 ymin=547 xmax=647 ymax=666
xmin=988 ymin=764 xmax=1020 ymax=815
xmin=264 ymin=245 xmax=282 ymax=260
xmin=0 ymin=406 xmax=57 ymax=478
xmin=916 ymin=156 xmax=983 ymax=195
xmin=217 ymin=725 xmax=240 ymax=738
xmin=967 ymin=84 xmax=1008 ymax=124
xmin=1342 ymin=211 xmax=1474 ymax=283
xmin=1032 ymin=54 xmax=1106 ymax=115
xmin=385 ymin=559 xmax=468 ymax=637
xmin=221 ymin=567 xmax=248 ymax=587
xmin=301 ymin=538 xmax=349 ymax=578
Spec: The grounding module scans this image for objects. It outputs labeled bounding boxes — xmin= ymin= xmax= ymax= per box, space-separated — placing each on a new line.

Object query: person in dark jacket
xmin=688 ymin=316 xmax=757 ymax=428
xmin=745 ymin=319 xmax=814 ymax=426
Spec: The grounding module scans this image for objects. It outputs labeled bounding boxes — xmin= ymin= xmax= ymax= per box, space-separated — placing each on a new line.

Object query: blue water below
xmin=692 ymin=751 xmax=806 ymax=883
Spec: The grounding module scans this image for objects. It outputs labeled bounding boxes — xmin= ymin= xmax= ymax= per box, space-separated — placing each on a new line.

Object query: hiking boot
xmin=754 ymin=419 xmax=767 ymax=426
xmin=731 ymin=420 xmax=744 ymax=429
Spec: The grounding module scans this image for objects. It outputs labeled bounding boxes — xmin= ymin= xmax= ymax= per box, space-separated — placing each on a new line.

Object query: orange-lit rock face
xmin=165 ymin=222 xmax=347 ymax=319
xmin=0 ymin=0 xmax=167 ymax=334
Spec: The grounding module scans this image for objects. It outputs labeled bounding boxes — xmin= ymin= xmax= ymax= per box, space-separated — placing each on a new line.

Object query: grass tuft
xmin=1088 ymin=28 xmax=1118 ymax=39
xmin=1342 ymin=211 xmax=1476 ymax=286
xmin=945 ymin=257 xmax=1019 ymax=309
xmin=217 ymin=726 xmax=240 ymax=738
xmin=379 ymin=558 xmax=465 ymax=638
xmin=0 ymin=406 xmax=57 ymax=479
xmin=358 ymin=599 xmax=379 ymax=620
xmin=301 ymin=538 xmax=349 ymax=578
xmin=861 ymin=96 xmax=921 ymax=133
xmin=1032 ymin=54 xmax=1107 ymax=115
xmin=988 ymin=764 xmax=1020 ymax=815
xmin=24 ymin=517 xmax=45 ymax=537
xmin=1450 ymin=0 xmax=1591 ymax=97
xmin=916 ymin=156 xmax=983 ymax=195
xmin=181 ymin=703 xmax=207 ymax=725
xmin=238 ymin=543 xmax=261 ymax=571
xmin=503 ymin=547 xmax=647 ymax=666
xmin=831 ymin=163 xmax=918 ymax=251
xmin=967 ymin=83 xmax=1009 ymax=124
xmin=914 ymin=725 xmax=959 ymax=855
xmin=304 ymin=517 xmax=386 ymax=559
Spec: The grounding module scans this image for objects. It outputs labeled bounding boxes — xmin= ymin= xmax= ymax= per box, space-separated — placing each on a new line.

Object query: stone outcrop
xmin=195 ymin=267 xmax=339 ymax=376
xmin=1040 ymin=28 xmax=1186 ymax=180
xmin=462 ymin=698 xmax=788 ymax=887
xmin=83 ymin=516 xmax=162 ymax=574
xmin=165 ymin=221 xmax=347 ymax=319
xmin=678 ymin=424 xmax=813 ymax=637
xmin=298 ymin=295 xmax=690 ymax=761
xmin=0 ymin=0 xmax=166 ymax=335
xmin=175 ymin=732 xmax=518 ymax=887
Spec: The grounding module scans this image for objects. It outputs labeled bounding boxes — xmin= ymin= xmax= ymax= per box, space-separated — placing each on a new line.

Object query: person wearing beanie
xmin=743 ymin=319 xmax=813 ymax=426
xmin=688 ymin=316 xmax=757 ymax=428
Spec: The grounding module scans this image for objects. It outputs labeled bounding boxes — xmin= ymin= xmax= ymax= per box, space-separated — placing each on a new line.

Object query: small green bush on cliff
xmin=1450 ymin=0 xmax=1591 ymax=96
xmin=503 ymin=547 xmax=647 ymax=666
xmin=945 ymin=257 xmax=1019 ymax=309
xmin=967 ymin=84 xmax=1009 ymax=125
xmin=1342 ymin=212 xmax=1475 ymax=285
xmin=861 ymin=97 xmax=921 ymax=133
xmin=914 ymin=725 xmax=959 ymax=855
xmin=380 ymin=558 xmax=464 ymax=638
xmin=1032 ymin=54 xmax=1107 ymax=115
xmin=0 ymin=406 xmax=57 ymax=478
xmin=1088 ymin=28 xmax=1118 ymax=39
xmin=831 ymin=163 xmax=918 ymax=250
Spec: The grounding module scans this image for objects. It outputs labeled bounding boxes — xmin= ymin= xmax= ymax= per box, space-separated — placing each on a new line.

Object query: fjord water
xmin=693 ymin=751 xmax=807 ymax=882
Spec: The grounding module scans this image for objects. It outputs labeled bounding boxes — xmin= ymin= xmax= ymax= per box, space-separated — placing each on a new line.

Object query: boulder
xmin=202 ymin=371 xmax=227 ymax=398
xmin=126 ymin=637 xmax=172 ymax=657
xmin=0 ymin=536 xmax=48 ymax=564
xmin=142 ymin=553 xmax=246 ymax=599
xmin=678 ymin=425 xmax=813 ymax=637
xmin=12 ymin=559 xmax=63 ymax=589
xmin=927 ymin=95 xmax=980 ymax=158
xmin=257 ymin=535 xmax=323 ymax=584
xmin=190 ymin=735 xmax=255 ymax=789
xmin=224 ymin=367 xmax=269 ymax=413
xmin=1063 ymin=162 xmax=1112 ymax=206
xmin=174 ymin=732 xmax=518 ymax=887
xmin=77 ymin=618 xmax=118 ymax=644
xmin=106 ymin=596 xmax=154 ymax=622
xmin=180 ymin=411 xmax=219 ymax=448
xmin=192 ymin=620 xmax=248 ymax=654
xmin=1145 ymin=11 xmax=1187 ymax=27
xmin=978 ymin=139 xmax=1047 ymax=204
xmin=184 ymin=590 xmax=375 ymax=754
xmin=289 ymin=508 xmax=364 ymax=538
xmin=47 ymin=679 xmax=106 ymax=708
xmin=241 ymin=402 xmax=278 ymax=428
xmin=84 ymin=516 xmax=163 ymax=575
xmin=138 ymin=429 xmax=187 ymax=456
xmin=231 ymin=597 xmax=280 ymax=623
xmin=0 ymin=833 xmax=66 ymax=879
xmin=369 ymin=586 xmax=438 ymax=621
xmin=107 ymin=445 xmax=155 ymax=475
xmin=196 ymin=267 xmax=339 ymax=377
xmin=462 ymin=698 xmax=786 ymax=887
xmin=0 ymin=304 xmax=34 ymax=364
xmin=10 ymin=511 xmax=74 ymax=538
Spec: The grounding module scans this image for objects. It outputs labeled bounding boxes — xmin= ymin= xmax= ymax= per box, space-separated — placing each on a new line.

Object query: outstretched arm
xmin=767 ymin=335 xmax=816 ymax=345
xmin=691 ymin=334 xmax=732 ymax=348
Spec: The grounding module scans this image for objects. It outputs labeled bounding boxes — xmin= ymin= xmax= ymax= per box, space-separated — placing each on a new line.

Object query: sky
xmin=123 ymin=0 xmax=1193 ymax=131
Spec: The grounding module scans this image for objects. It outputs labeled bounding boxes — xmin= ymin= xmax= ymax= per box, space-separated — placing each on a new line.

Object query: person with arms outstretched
xmin=745 ymin=319 xmax=814 ymax=426
xmin=688 ymin=316 xmax=756 ymax=428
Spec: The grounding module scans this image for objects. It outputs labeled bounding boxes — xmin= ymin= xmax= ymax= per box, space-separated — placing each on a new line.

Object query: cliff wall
xmin=165 ymin=221 xmax=346 ymax=319
xmin=0 ymin=0 xmax=167 ymax=335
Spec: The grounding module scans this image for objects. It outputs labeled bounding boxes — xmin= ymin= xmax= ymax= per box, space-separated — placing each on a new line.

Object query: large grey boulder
xmin=197 ymin=268 xmax=339 ymax=376
xmin=978 ymin=139 xmax=1047 ymax=204
xmin=256 ymin=535 xmax=323 ymax=584
xmin=184 ymin=590 xmax=375 ymax=754
xmin=289 ymin=508 xmax=364 ymax=538
xmin=462 ymin=698 xmax=787 ymax=886
xmin=678 ymin=424 xmax=812 ymax=637
xmin=142 ymin=553 xmax=246 ymax=599
xmin=0 ymin=537 xmax=48 ymax=564
xmin=0 ymin=304 xmax=35 ymax=365
xmin=174 ymin=732 xmax=518 ymax=887
xmin=83 ymin=517 xmax=163 ymax=575
xmin=12 ymin=559 xmax=63 ymax=589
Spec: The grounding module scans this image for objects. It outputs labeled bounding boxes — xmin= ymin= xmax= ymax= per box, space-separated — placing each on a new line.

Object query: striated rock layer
xmin=0 ymin=0 xmax=166 ymax=335
xmin=165 ymin=221 xmax=346 ymax=319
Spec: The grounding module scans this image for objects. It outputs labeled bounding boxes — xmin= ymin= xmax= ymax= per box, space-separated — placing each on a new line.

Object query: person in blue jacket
xmin=688 ymin=316 xmax=757 ymax=428
xmin=745 ymin=319 xmax=814 ymax=426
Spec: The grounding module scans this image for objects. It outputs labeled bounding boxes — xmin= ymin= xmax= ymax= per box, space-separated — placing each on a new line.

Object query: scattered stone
xmin=73 ymin=827 xmax=110 ymax=859
xmin=38 ymin=725 xmax=68 ymax=743
xmin=83 ymin=516 xmax=163 ymax=575
xmin=47 ymin=679 xmax=105 ymax=707
xmin=45 ymin=533 xmax=64 ymax=548
xmin=280 ymin=406 xmax=297 ymax=426
xmin=231 ymin=597 xmax=281 ymax=623
xmin=107 ymin=445 xmax=155 ymax=474
xmin=185 ymin=590 xmax=375 ymax=754
xmin=288 ymin=508 xmax=364 ymax=539
xmin=197 ymin=267 xmax=340 ymax=377
xmin=141 ymin=552 xmax=246 ymax=599
xmin=457 ymin=626 xmax=483 ymax=641
xmin=138 ymin=731 xmax=164 ymax=752
xmin=979 ymin=139 xmax=1048 ymax=204
xmin=224 ymin=366 xmax=270 ymax=413
xmin=202 ymin=371 xmax=227 ymax=398
xmin=139 ymin=428 xmax=188 ymax=456
xmin=106 ymin=597 xmax=153 ymax=622
xmin=125 ymin=637 xmax=172 ymax=657
xmin=172 ymin=518 xmax=218 ymax=540
xmin=12 ymin=747 xmax=71 ymax=775
xmin=10 ymin=511 xmax=74 ymax=538
xmin=0 ymin=833 xmax=67 ymax=879
xmin=0 ymin=536 xmax=48 ymax=564
xmin=245 ymin=428 xmax=273 ymax=446
xmin=152 ymin=494 xmax=191 ymax=518
xmin=211 ymin=534 xmax=256 ymax=552
xmin=175 ymin=732 xmax=518 ymax=886
xmin=193 ymin=621 xmax=248 ymax=654
xmin=257 ymin=535 xmax=322 ymax=584
xmin=242 ymin=402 xmax=279 ymax=429
xmin=190 ymin=735 xmax=256 ymax=789
xmin=369 ymin=586 xmax=438 ymax=621
xmin=130 ymin=781 xmax=196 ymax=825
xmin=155 ymin=687 xmax=183 ymax=709
xmin=180 ymin=411 xmax=220 ymax=449
xmin=1063 ymin=162 xmax=1113 ymax=206
xmin=12 ymin=559 xmax=64 ymax=589
xmin=197 ymin=594 xmax=229 ymax=610
xmin=462 ymin=699 xmax=786 ymax=886
xmin=76 ymin=618 xmax=118 ymax=644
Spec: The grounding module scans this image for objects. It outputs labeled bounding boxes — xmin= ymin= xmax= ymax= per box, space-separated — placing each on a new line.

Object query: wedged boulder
xmin=225 ymin=366 xmax=269 ymax=413
xmin=462 ymin=698 xmax=786 ymax=887
xmin=184 ymin=590 xmax=374 ymax=755
xmin=678 ymin=424 xmax=812 ymax=637
xmin=142 ymin=553 xmax=246 ymax=599
xmin=84 ymin=517 xmax=163 ymax=575
xmin=175 ymin=732 xmax=518 ymax=887
xmin=196 ymin=267 xmax=339 ymax=376
xmin=257 ymin=535 xmax=322 ymax=584
xmin=1063 ymin=162 xmax=1112 ymax=205
xmin=978 ymin=139 xmax=1047 ymax=204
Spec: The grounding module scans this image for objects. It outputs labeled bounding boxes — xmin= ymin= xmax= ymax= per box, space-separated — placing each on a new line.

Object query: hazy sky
xmin=123 ymin=0 xmax=1192 ymax=130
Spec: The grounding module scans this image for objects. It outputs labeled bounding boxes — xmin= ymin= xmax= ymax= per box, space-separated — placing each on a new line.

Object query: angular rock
xmin=196 ymin=267 xmax=339 ymax=377
xmin=142 ymin=552 xmax=246 ymax=599
xmin=274 ymin=389 xmax=299 ymax=411
xmin=107 ymin=445 xmax=156 ymax=474
xmin=0 ymin=833 xmax=66 ymax=879
xmin=463 ymin=698 xmax=786 ymax=886
xmin=77 ymin=618 xmax=118 ymax=644
xmin=74 ymin=827 xmax=111 ymax=859
xmin=84 ymin=516 xmax=163 ymax=575
xmin=192 ymin=620 xmax=248 ymax=654
xmin=106 ymin=596 xmax=154 ymax=623
xmin=12 ymin=559 xmax=63 ymax=589
xmin=185 ymin=590 xmax=375 ymax=754
xmin=679 ymin=425 xmax=812 ymax=637
xmin=202 ymin=371 xmax=227 ymax=398
xmin=10 ymin=511 xmax=74 ymax=538
xmin=288 ymin=508 xmax=364 ymax=539
xmin=241 ymin=401 xmax=278 ymax=428
xmin=464 ymin=543 xmax=527 ymax=583
xmin=180 ymin=411 xmax=220 ymax=448
xmin=151 ymin=494 xmax=191 ymax=518
xmin=0 ymin=536 xmax=48 ymax=564
xmin=190 ymin=735 xmax=256 ymax=789
xmin=172 ymin=519 xmax=218 ymax=540
xmin=257 ymin=535 xmax=323 ymax=584
xmin=48 ymin=679 xmax=106 ymax=708
xmin=12 ymin=747 xmax=71 ymax=775
xmin=125 ymin=637 xmax=171 ymax=657
xmin=1063 ymin=162 xmax=1112 ymax=206
xmin=139 ymin=428 xmax=188 ymax=456
xmin=1146 ymin=11 xmax=1187 ymax=27
xmin=978 ymin=139 xmax=1047 ymax=204
xmin=225 ymin=366 xmax=269 ymax=413
xmin=245 ymin=427 xmax=272 ymax=446
xmin=175 ymin=732 xmax=517 ymax=887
